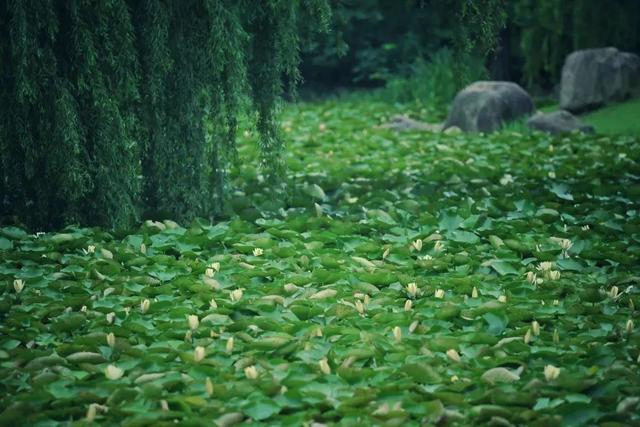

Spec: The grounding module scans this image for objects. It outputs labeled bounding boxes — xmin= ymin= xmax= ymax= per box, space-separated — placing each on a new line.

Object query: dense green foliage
xmin=0 ymin=0 xmax=330 ymax=230
xmin=300 ymin=0 xmax=640 ymax=93
xmin=2 ymin=98 xmax=639 ymax=425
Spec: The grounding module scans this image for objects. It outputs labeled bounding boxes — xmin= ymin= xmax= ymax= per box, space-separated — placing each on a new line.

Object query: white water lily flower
xmin=471 ymin=287 xmax=478 ymax=298
xmin=209 ymin=262 xmax=220 ymax=272
xmin=434 ymin=241 xmax=445 ymax=252
xmin=194 ymin=346 xmax=206 ymax=362
xmin=382 ymin=247 xmax=390 ymax=259
xmin=140 ymin=243 xmax=146 ymax=254
xmin=434 ymin=289 xmax=445 ymax=299
xmin=87 ymin=245 xmax=96 ymax=254
xmin=406 ymin=282 xmax=418 ymax=297
xmin=226 ymin=337 xmax=234 ymax=353
xmin=411 ymin=239 xmax=423 ymax=251
xmin=608 ymin=286 xmax=619 ymax=298
xmin=209 ymin=298 xmax=217 ymax=308
xmin=498 ymin=295 xmax=507 ymax=303
xmin=106 ymin=333 xmax=116 ymax=348
xmin=354 ymin=300 xmax=365 ymax=315
xmin=549 ymin=271 xmax=561 ymax=281
xmin=393 ymin=326 xmax=402 ymax=343
xmin=544 ymin=365 xmax=560 ymax=381
xmin=205 ymin=377 xmax=214 ymax=395
xmin=536 ymin=262 xmax=554 ymax=272
xmin=188 ymin=315 xmax=199 ymax=331
xmin=319 ymin=358 xmax=331 ymax=375
xmin=499 ymin=174 xmax=514 ymax=185
xmin=205 ymin=268 xmax=215 ymax=278
xmin=284 ymin=283 xmax=298 ymax=293
xmin=105 ymin=364 xmax=124 ymax=380
xmin=524 ymin=328 xmax=532 ymax=344
xmin=140 ymin=299 xmax=151 ymax=313
xmin=526 ymin=271 xmax=537 ymax=285
xmin=244 ymin=365 xmax=258 ymax=379
xmin=404 ymin=299 xmax=413 ymax=312
xmin=409 ymin=320 xmax=419 ymax=334
xmin=446 ymin=349 xmax=461 ymax=363
xmin=230 ymin=289 xmax=243 ymax=302
xmin=252 ymin=248 xmax=263 ymax=257
xmin=626 ymin=319 xmax=634 ymax=334
xmin=13 ymin=279 xmax=25 ymax=294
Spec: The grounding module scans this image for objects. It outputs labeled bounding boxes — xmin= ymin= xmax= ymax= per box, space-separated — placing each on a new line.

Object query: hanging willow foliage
xmin=0 ymin=0 xmax=331 ymax=230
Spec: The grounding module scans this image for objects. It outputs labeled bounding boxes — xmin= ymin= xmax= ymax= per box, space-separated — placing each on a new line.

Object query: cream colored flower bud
xmin=354 ymin=300 xmax=365 ymax=315
xmin=319 ymin=358 xmax=331 ymax=375
xmin=434 ymin=289 xmax=445 ymax=299
xmin=404 ymin=299 xmax=413 ymax=312
xmin=549 ymin=271 xmax=561 ymax=281
xmin=434 ymin=241 xmax=445 ymax=252
xmin=446 ymin=349 xmax=461 ymax=363
xmin=105 ymin=364 xmax=124 ymax=380
xmin=498 ymin=295 xmax=507 ymax=303
xmin=626 ymin=319 xmax=634 ymax=334
xmin=252 ymin=248 xmax=263 ymax=257
xmin=608 ymin=286 xmax=619 ymax=298
xmin=451 ymin=375 xmax=459 ymax=383
xmin=13 ymin=279 xmax=25 ymax=294
xmin=160 ymin=400 xmax=169 ymax=411
xmin=409 ymin=320 xmax=419 ymax=334
xmin=244 ymin=365 xmax=258 ymax=379
xmin=205 ymin=268 xmax=215 ymax=278
xmin=411 ymin=239 xmax=423 ymax=251
xmin=393 ymin=326 xmax=402 ymax=343
xmin=194 ymin=346 xmax=206 ymax=362
xmin=209 ymin=298 xmax=217 ymax=308
xmin=553 ymin=299 xmax=560 ymax=306
xmin=140 ymin=243 xmax=146 ymax=254
xmin=205 ymin=377 xmax=214 ymax=396
xmin=188 ymin=315 xmax=199 ymax=331
xmin=87 ymin=245 xmax=96 ymax=254
xmin=364 ymin=294 xmax=370 ymax=305
xmin=106 ymin=312 xmax=115 ymax=324
xmin=406 ymin=282 xmax=418 ymax=297
xmin=524 ymin=328 xmax=532 ymax=344
xmin=544 ymin=364 xmax=560 ymax=381
xmin=471 ymin=286 xmax=478 ymax=298
xmin=140 ymin=299 xmax=150 ymax=313
xmin=86 ymin=404 xmax=97 ymax=422
xmin=284 ymin=283 xmax=298 ymax=293
xmin=382 ymin=247 xmax=390 ymax=259
xmin=230 ymin=288 xmax=243 ymax=302
xmin=226 ymin=337 xmax=234 ymax=353
xmin=537 ymin=262 xmax=554 ymax=272
xmin=532 ymin=322 xmax=540 ymax=339
xmin=526 ymin=271 xmax=537 ymax=284
xmin=106 ymin=332 xmax=116 ymax=348
xmin=209 ymin=262 xmax=221 ymax=272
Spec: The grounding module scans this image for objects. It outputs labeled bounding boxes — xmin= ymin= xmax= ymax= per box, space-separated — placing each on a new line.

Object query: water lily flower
xmin=140 ymin=299 xmax=150 ymax=313
xmin=498 ymin=295 xmax=507 ymax=303
xmin=140 ymin=243 xmax=146 ymax=254
xmin=13 ymin=279 xmax=25 ymax=294
xmin=525 ymin=272 xmax=537 ymax=285
xmin=393 ymin=326 xmax=402 ymax=343
xmin=451 ymin=375 xmax=460 ymax=383
xmin=544 ymin=365 xmax=560 ymax=381
xmin=209 ymin=298 xmax=217 ymax=308
xmin=404 ymin=299 xmax=413 ymax=311
xmin=284 ymin=283 xmax=298 ymax=293
xmin=188 ymin=315 xmax=199 ymax=331
xmin=205 ymin=268 xmax=215 ymax=278
xmin=626 ymin=319 xmax=634 ymax=334
xmin=382 ymin=247 xmax=390 ymax=259
xmin=205 ymin=377 xmax=214 ymax=395
xmin=106 ymin=332 xmax=116 ymax=348
xmin=499 ymin=174 xmax=514 ymax=185
xmin=446 ymin=349 xmax=461 ymax=363
xmin=524 ymin=328 xmax=532 ymax=344
xmin=209 ymin=262 xmax=220 ymax=272
xmin=160 ymin=400 xmax=169 ymax=411
xmin=434 ymin=241 xmax=445 ymax=252
xmin=105 ymin=364 xmax=124 ymax=380
xmin=411 ymin=239 xmax=423 ymax=251
xmin=194 ymin=346 xmax=206 ymax=362
xmin=409 ymin=320 xmax=419 ymax=333
xmin=434 ymin=289 xmax=445 ymax=299
xmin=244 ymin=365 xmax=258 ymax=379
xmin=252 ymin=248 xmax=263 ymax=257
xmin=422 ymin=254 xmax=433 ymax=261
xmin=471 ymin=287 xmax=478 ymax=298
xmin=608 ymin=286 xmax=619 ymax=299
xmin=354 ymin=300 xmax=365 ymax=315
xmin=532 ymin=321 xmax=541 ymax=336
xmin=86 ymin=404 xmax=97 ymax=422
xmin=537 ymin=262 xmax=554 ymax=272
xmin=230 ymin=289 xmax=243 ymax=302
xmin=406 ymin=282 xmax=418 ymax=297
xmin=226 ymin=337 xmax=234 ymax=352
xmin=363 ymin=294 xmax=370 ymax=305
xmin=106 ymin=312 xmax=115 ymax=324
xmin=581 ymin=225 xmax=590 ymax=231
xmin=319 ymin=358 xmax=331 ymax=375
xmin=549 ymin=271 xmax=561 ymax=281
xmin=87 ymin=245 xmax=96 ymax=254
xmin=553 ymin=299 xmax=560 ymax=306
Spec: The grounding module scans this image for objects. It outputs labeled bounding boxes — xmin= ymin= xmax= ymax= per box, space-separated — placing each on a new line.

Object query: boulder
xmin=560 ymin=47 xmax=640 ymax=112
xmin=527 ymin=110 xmax=594 ymax=134
xmin=381 ymin=115 xmax=443 ymax=132
xmin=444 ymin=81 xmax=534 ymax=133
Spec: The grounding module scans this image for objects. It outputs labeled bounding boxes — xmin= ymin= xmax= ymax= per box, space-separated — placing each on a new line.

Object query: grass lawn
xmin=1 ymin=98 xmax=639 ymax=425
xmin=582 ymin=97 xmax=640 ymax=135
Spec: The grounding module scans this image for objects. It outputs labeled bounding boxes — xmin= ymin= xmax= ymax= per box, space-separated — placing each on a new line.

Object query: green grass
xmin=582 ymin=97 xmax=640 ymax=135
xmin=1 ymin=96 xmax=640 ymax=426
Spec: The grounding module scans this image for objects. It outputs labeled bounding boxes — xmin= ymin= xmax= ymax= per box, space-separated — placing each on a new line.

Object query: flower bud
xmin=244 ymin=365 xmax=258 ymax=379
xmin=319 ymin=358 xmax=331 ymax=375
xmin=106 ymin=332 xmax=116 ymax=348
xmin=194 ymin=346 xmax=206 ymax=362
xmin=544 ymin=364 xmax=560 ymax=381
xmin=188 ymin=315 xmax=199 ymax=331
xmin=140 ymin=299 xmax=150 ymax=313
xmin=446 ymin=349 xmax=461 ymax=363
xmin=105 ymin=364 xmax=124 ymax=380
xmin=393 ymin=326 xmax=402 ymax=343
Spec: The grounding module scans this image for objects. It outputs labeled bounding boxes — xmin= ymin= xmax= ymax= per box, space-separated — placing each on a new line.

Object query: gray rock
xmin=444 ymin=81 xmax=534 ymax=133
xmin=560 ymin=47 xmax=640 ymax=112
xmin=381 ymin=115 xmax=443 ymax=132
xmin=527 ymin=110 xmax=594 ymax=134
